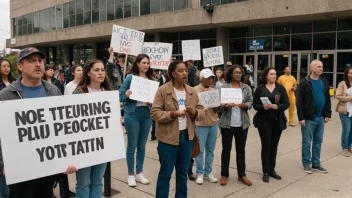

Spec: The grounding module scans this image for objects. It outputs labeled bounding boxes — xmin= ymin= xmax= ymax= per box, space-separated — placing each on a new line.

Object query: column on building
xmin=62 ymin=45 xmax=70 ymax=64
xmin=216 ymin=27 xmax=229 ymax=65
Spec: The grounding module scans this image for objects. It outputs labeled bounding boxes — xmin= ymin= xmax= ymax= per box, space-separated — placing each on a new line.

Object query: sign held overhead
xmin=110 ymin=25 xmax=145 ymax=56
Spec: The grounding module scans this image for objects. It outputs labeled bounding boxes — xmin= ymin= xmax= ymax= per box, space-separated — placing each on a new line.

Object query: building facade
xmin=8 ymin=0 xmax=352 ymax=88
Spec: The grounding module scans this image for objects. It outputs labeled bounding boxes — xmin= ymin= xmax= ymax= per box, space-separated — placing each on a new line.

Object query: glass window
xmin=166 ymin=32 xmax=178 ymax=41
xmin=254 ymin=25 xmax=272 ymax=36
xmin=273 ymin=36 xmax=290 ymax=51
xmin=76 ymin=12 xmax=84 ymax=26
xmin=229 ymin=38 xmax=246 ymax=53
xmin=337 ymin=52 xmax=352 ymax=73
xmin=191 ymin=29 xmax=216 ymax=39
xmin=140 ymin=0 xmax=150 ymax=15
xmin=27 ymin=13 xmax=33 ymax=24
xmin=252 ymin=37 xmax=272 ymax=52
xmin=313 ymin=33 xmax=336 ymax=50
xmin=84 ymin=0 xmax=91 ymax=11
xmin=292 ymin=22 xmax=312 ymax=34
xmin=56 ymin=5 xmax=63 ymax=18
xmin=107 ymin=6 xmax=115 ymax=21
xmin=338 ymin=17 xmax=352 ymax=31
xmin=22 ymin=15 xmax=27 ymax=25
xmin=100 ymin=0 xmax=107 ymax=8
xmin=291 ymin=34 xmax=312 ymax=50
xmin=162 ymin=0 xmax=173 ymax=12
xmin=22 ymin=24 xmax=27 ymax=35
xmin=70 ymin=15 xmax=76 ymax=27
xmin=18 ymin=17 xmax=23 ymax=26
xmin=107 ymin=0 xmax=114 ymax=6
xmin=63 ymin=3 xmax=69 ymax=16
xmin=200 ymin=0 xmax=220 ymax=6
xmin=100 ymin=8 xmax=107 ymax=22
xmin=76 ymin=0 xmax=84 ymax=13
xmin=222 ymin=0 xmax=236 ymax=4
xmin=179 ymin=31 xmax=190 ymax=40
xmin=174 ymin=0 xmax=187 ymax=10
xmin=84 ymin=11 xmax=91 ymax=24
xmin=57 ymin=17 xmax=63 ymax=29
xmin=337 ymin=32 xmax=352 ymax=49
xmin=50 ymin=18 xmax=56 ymax=30
xmin=63 ymin=16 xmax=69 ymax=28
xmin=229 ymin=27 xmax=250 ymax=38
xmin=92 ymin=0 xmax=99 ymax=9
xmin=274 ymin=23 xmax=290 ymax=35
xmin=124 ymin=1 xmax=131 ymax=18
xmin=115 ymin=4 xmax=123 ymax=19
xmin=33 ymin=12 xmax=39 ymax=33
xmin=314 ymin=20 xmax=336 ymax=32
xmin=39 ymin=11 xmax=45 ymax=32
xmin=27 ymin=23 xmax=33 ymax=34
xmin=151 ymin=0 xmax=160 ymax=14
xmin=69 ymin=1 xmax=75 ymax=15
xmin=92 ymin=9 xmax=99 ymax=23
xmin=132 ymin=0 xmax=139 ymax=17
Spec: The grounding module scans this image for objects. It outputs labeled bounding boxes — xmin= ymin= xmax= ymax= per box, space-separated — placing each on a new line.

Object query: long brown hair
xmin=77 ymin=59 xmax=112 ymax=91
xmin=0 ymin=59 xmax=15 ymax=83
xmin=260 ymin=67 xmax=276 ymax=85
xmin=42 ymin=65 xmax=55 ymax=81
xmin=126 ymin=54 xmax=154 ymax=80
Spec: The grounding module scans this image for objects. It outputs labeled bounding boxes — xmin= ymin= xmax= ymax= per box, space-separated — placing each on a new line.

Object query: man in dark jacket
xmin=0 ymin=47 xmax=77 ymax=198
xmin=186 ymin=60 xmax=200 ymax=87
xmin=106 ymin=47 xmax=123 ymax=90
xmin=296 ymin=59 xmax=332 ymax=174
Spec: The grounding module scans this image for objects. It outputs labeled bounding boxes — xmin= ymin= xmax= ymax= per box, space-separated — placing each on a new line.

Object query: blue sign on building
xmin=249 ymin=40 xmax=264 ymax=50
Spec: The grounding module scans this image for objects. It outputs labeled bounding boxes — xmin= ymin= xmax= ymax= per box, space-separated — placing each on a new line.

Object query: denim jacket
xmin=119 ymin=74 xmax=151 ymax=114
xmin=218 ymin=82 xmax=253 ymax=129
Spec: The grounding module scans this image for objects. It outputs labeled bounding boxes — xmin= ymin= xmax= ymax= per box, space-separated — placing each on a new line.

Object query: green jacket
xmin=218 ymin=82 xmax=253 ymax=129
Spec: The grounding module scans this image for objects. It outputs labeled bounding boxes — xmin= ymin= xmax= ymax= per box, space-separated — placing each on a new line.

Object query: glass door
xmin=273 ymin=54 xmax=289 ymax=77
xmin=318 ymin=53 xmax=335 ymax=87
xmin=337 ymin=52 xmax=352 ymax=88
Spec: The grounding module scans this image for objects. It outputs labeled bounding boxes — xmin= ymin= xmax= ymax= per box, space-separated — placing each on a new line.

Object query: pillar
xmin=62 ymin=45 xmax=70 ymax=64
xmin=216 ymin=27 xmax=229 ymax=64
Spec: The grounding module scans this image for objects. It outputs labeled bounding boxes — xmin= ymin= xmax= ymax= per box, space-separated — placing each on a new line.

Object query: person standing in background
xmin=277 ymin=66 xmax=297 ymax=127
xmin=186 ymin=60 xmax=200 ymax=87
xmin=64 ymin=65 xmax=83 ymax=95
xmin=106 ymin=47 xmax=123 ymax=91
xmin=42 ymin=65 xmax=64 ymax=94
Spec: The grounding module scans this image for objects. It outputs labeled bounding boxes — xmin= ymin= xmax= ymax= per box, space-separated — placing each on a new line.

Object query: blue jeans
xmin=156 ymin=131 xmax=193 ymax=198
xmin=76 ymin=163 xmax=107 ymax=198
xmin=339 ymin=113 xmax=352 ymax=149
xmin=125 ymin=107 xmax=152 ymax=175
xmin=301 ymin=116 xmax=325 ymax=167
xmin=0 ymin=175 xmax=8 ymax=198
xmin=195 ymin=124 xmax=218 ymax=175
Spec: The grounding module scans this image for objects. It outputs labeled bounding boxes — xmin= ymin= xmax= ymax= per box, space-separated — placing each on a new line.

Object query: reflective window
xmin=124 ymin=0 xmax=131 ymax=18
xmin=174 ymin=0 xmax=187 ymax=10
xmin=107 ymin=6 xmax=115 ymax=21
xmin=314 ymin=20 xmax=336 ymax=32
xmin=273 ymin=36 xmax=290 ymax=51
xmin=292 ymin=22 xmax=312 ymax=34
xmin=69 ymin=1 xmax=75 ymax=15
xmin=337 ymin=32 xmax=352 ymax=49
xmin=33 ymin=12 xmax=39 ymax=33
xmin=76 ymin=0 xmax=84 ymax=14
xmin=92 ymin=9 xmax=99 ymax=23
xmin=254 ymin=25 xmax=272 ymax=36
xmin=115 ymin=3 xmax=123 ymax=19
xmin=132 ymin=0 xmax=139 ymax=17
xmin=84 ymin=0 xmax=91 ymax=11
xmin=39 ymin=10 xmax=45 ymax=32
xmin=162 ymin=0 xmax=173 ymax=12
xmin=92 ymin=0 xmax=99 ymax=9
xmin=337 ymin=52 xmax=352 ymax=73
xmin=200 ymin=0 xmax=220 ymax=6
xmin=99 ymin=8 xmax=107 ymax=22
xmin=274 ymin=23 xmax=290 ymax=35
xmin=151 ymin=0 xmax=161 ymax=14
xmin=229 ymin=39 xmax=246 ymax=53
xmin=76 ymin=12 xmax=84 ymax=26
xmin=229 ymin=27 xmax=250 ymax=38
xmin=140 ymin=0 xmax=150 ymax=15
xmin=252 ymin=37 xmax=272 ymax=52
xmin=84 ymin=11 xmax=91 ymax=24
xmin=70 ymin=14 xmax=76 ymax=27
xmin=313 ymin=33 xmax=336 ymax=50
xmin=107 ymin=0 xmax=114 ymax=6
xmin=338 ymin=17 xmax=352 ymax=31
xmin=63 ymin=16 xmax=69 ymax=28
xmin=291 ymin=34 xmax=312 ymax=50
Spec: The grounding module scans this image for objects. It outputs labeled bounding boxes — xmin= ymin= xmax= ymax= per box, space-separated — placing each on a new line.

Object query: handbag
xmin=191 ymin=133 xmax=200 ymax=158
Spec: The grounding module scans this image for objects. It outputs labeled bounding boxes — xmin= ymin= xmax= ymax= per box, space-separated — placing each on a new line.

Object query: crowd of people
xmin=0 ymin=46 xmax=351 ymax=198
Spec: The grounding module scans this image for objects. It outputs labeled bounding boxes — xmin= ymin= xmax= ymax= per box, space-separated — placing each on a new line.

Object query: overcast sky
xmin=0 ymin=1 xmax=10 ymax=50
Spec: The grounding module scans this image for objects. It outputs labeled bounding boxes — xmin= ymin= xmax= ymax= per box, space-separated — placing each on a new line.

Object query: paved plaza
xmin=55 ymin=98 xmax=352 ymax=198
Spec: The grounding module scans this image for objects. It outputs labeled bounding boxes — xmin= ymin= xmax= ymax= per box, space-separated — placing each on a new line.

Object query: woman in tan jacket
xmin=151 ymin=60 xmax=204 ymax=198
xmin=336 ymin=67 xmax=352 ymax=157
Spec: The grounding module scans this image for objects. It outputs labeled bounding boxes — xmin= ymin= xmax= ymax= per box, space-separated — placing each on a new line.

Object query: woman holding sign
xmin=73 ymin=59 xmax=111 ymax=197
xmin=119 ymin=54 xmax=155 ymax=187
xmin=253 ymin=67 xmax=289 ymax=183
xmin=218 ymin=66 xmax=253 ymax=187
xmin=151 ymin=60 xmax=204 ymax=198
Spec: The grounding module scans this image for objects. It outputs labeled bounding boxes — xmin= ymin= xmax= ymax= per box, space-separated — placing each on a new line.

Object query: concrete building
xmin=8 ymin=0 xmax=352 ymax=88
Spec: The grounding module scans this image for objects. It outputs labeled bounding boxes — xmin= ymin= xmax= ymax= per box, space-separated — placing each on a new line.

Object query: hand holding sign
xmin=129 ymin=76 xmax=159 ymax=103
xmin=221 ymin=88 xmax=242 ymax=104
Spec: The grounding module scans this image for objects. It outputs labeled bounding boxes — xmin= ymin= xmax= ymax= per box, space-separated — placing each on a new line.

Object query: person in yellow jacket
xmin=277 ymin=66 xmax=297 ymax=126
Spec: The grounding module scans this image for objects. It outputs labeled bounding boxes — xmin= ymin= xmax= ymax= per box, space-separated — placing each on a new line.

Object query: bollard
xmin=104 ymin=162 xmax=112 ymax=197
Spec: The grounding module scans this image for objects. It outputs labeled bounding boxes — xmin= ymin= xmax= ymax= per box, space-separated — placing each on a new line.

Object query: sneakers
xmin=342 ymin=149 xmax=351 ymax=157
xmin=303 ymin=165 xmax=313 ymax=174
xmin=204 ymin=173 xmax=218 ymax=183
xmin=289 ymin=124 xmax=295 ymax=127
xmin=128 ymin=175 xmax=137 ymax=187
xmin=196 ymin=174 xmax=204 ymax=185
xmin=312 ymin=165 xmax=328 ymax=173
xmin=135 ymin=173 xmax=150 ymax=184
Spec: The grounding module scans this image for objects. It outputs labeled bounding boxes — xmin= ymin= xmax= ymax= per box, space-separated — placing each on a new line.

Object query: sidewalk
xmin=55 ymin=98 xmax=352 ymax=198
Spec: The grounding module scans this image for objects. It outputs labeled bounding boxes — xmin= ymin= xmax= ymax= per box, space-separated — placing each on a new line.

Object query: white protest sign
xmin=221 ymin=88 xmax=243 ymax=104
xmin=110 ymin=25 xmax=145 ymax=56
xmin=202 ymin=46 xmax=224 ymax=67
xmin=0 ymin=92 xmax=125 ymax=185
xmin=182 ymin=40 xmax=201 ymax=61
xmin=198 ymin=90 xmax=221 ymax=108
xmin=129 ymin=75 xmax=159 ymax=103
xmin=141 ymin=42 xmax=173 ymax=70
xmin=260 ymin=97 xmax=272 ymax=105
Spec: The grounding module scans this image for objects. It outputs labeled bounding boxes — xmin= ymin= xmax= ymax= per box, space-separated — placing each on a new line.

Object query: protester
xmin=150 ymin=69 xmax=163 ymax=141
xmin=64 ymin=62 xmax=73 ymax=85
xmin=219 ymin=65 xmax=253 ymax=186
xmin=0 ymin=47 xmax=77 ymax=197
xmin=336 ymin=67 xmax=352 ymax=157
xmin=151 ymin=60 xmax=204 ymax=198
xmin=277 ymin=66 xmax=297 ymax=127
xmin=215 ymin=68 xmax=225 ymax=89
xmin=42 ymin=65 xmax=64 ymax=94
xmin=54 ymin=64 xmax=65 ymax=87
xmin=253 ymin=67 xmax=289 ymax=183
xmin=297 ymin=60 xmax=332 ymax=174
xmin=106 ymin=47 xmax=123 ymax=91
xmin=80 ymin=59 xmax=85 ymax=66
xmin=119 ymin=54 xmax=154 ymax=187
xmin=186 ymin=60 xmax=200 ymax=87
xmin=64 ymin=65 xmax=83 ymax=95
xmin=73 ymin=59 xmax=111 ymax=197
xmin=192 ymin=69 xmax=218 ymax=185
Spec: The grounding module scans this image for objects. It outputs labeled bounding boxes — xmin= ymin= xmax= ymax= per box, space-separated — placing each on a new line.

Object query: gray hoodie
xmin=0 ymin=78 xmax=62 ymax=174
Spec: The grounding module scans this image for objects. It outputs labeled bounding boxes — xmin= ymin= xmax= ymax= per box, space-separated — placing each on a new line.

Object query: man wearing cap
xmin=186 ymin=60 xmax=200 ymax=87
xmin=193 ymin=69 xmax=219 ymax=185
xmin=0 ymin=47 xmax=77 ymax=197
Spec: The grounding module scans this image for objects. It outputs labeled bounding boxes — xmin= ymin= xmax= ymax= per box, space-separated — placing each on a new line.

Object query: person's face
xmin=58 ymin=65 xmax=63 ymax=71
xmin=201 ymin=76 xmax=214 ymax=88
xmin=248 ymin=61 xmax=252 ymax=65
xmin=232 ymin=68 xmax=243 ymax=82
xmin=187 ymin=61 xmax=193 ymax=69
xmin=284 ymin=67 xmax=291 ymax=75
xmin=74 ymin=66 xmax=83 ymax=79
xmin=88 ymin=62 xmax=105 ymax=84
xmin=216 ymin=70 xmax=223 ymax=79
xmin=348 ymin=69 xmax=352 ymax=80
xmin=118 ymin=56 xmax=125 ymax=62
xmin=45 ymin=69 xmax=54 ymax=78
xmin=0 ymin=61 xmax=11 ymax=76
xmin=137 ymin=57 xmax=150 ymax=74
xmin=172 ymin=63 xmax=188 ymax=84
xmin=72 ymin=61 xmax=76 ymax=66
xmin=310 ymin=61 xmax=323 ymax=76
xmin=266 ymin=69 xmax=277 ymax=83
xmin=18 ymin=54 xmax=45 ymax=80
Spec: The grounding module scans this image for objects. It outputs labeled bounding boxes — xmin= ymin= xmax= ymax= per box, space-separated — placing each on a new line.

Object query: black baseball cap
xmin=17 ymin=47 xmax=46 ymax=64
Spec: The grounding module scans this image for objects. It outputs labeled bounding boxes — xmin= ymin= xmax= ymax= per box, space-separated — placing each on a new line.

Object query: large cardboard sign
xmin=198 ymin=90 xmax=221 ymax=108
xmin=182 ymin=40 xmax=201 ymax=61
xmin=0 ymin=92 xmax=125 ymax=185
xmin=141 ymin=42 xmax=173 ymax=70
xmin=202 ymin=46 xmax=224 ymax=67
xmin=110 ymin=25 xmax=145 ymax=56
xmin=220 ymin=88 xmax=243 ymax=104
xmin=129 ymin=75 xmax=160 ymax=103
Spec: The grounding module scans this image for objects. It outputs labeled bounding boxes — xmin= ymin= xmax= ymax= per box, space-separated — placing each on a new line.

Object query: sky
xmin=0 ymin=0 xmax=10 ymax=50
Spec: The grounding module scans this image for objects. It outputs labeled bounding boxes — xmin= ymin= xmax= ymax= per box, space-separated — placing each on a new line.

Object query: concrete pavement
xmin=55 ymin=98 xmax=352 ymax=198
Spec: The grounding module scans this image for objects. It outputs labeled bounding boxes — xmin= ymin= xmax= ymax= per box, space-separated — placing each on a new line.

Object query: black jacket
xmin=296 ymin=76 xmax=332 ymax=121
xmin=253 ymin=83 xmax=290 ymax=131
